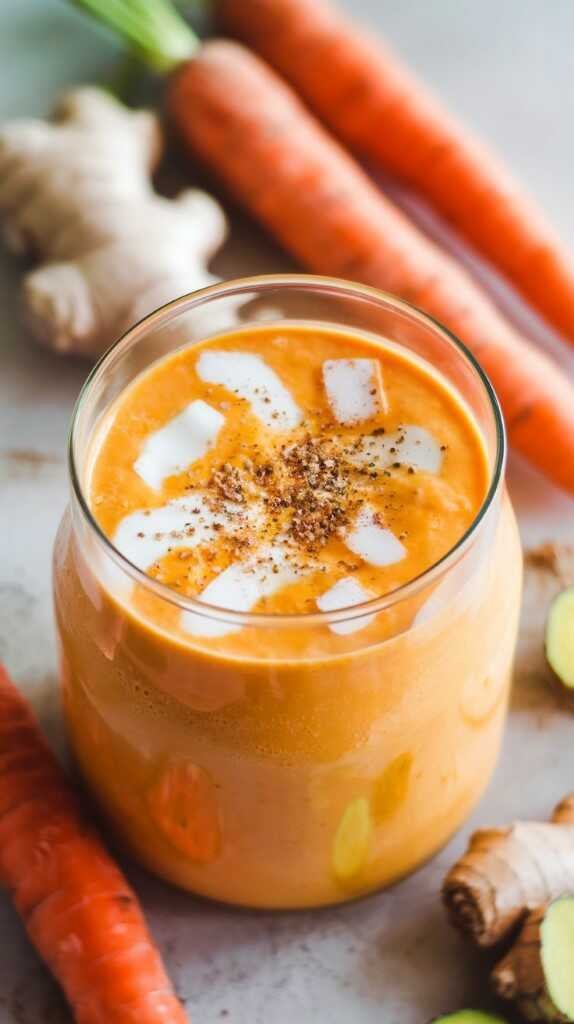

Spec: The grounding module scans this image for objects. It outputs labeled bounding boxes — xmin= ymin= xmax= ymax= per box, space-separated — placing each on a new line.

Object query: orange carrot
xmin=0 ymin=664 xmax=187 ymax=1024
xmin=218 ymin=0 xmax=574 ymax=347
xmin=147 ymin=760 xmax=221 ymax=865
xmin=73 ymin=0 xmax=574 ymax=493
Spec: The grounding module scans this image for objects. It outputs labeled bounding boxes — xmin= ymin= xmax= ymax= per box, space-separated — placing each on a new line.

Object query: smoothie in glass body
xmin=54 ymin=277 xmax=522 ymax=909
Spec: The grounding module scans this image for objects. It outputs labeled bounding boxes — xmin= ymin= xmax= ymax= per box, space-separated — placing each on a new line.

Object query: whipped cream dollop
xmin=113 ymin=492 xmax=253 ymax=572
xmin=196 ymin=351 xmax=302 ymax=431
xmin=181 ymin=542 xmax=308 ymax=638
xmin=316 ymin=576 xmax=376 ymax=635
xmin=346 ymin=505 xmax=406 ymax=567
xmin=113 ymin=493 xmax=308 ymax=637
xmin=348 ymin=424 xmax=443 ymax=474
xmin=134 ymin=400 xmax=224 ymax=491
xmin=322 ymin=358 xmax=386 ymax=425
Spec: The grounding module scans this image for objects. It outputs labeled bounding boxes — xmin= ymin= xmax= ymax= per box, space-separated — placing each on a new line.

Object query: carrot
xmin=72 ymin=0 xmax=574 ymax=493
xmin=147 ymin=760 xmax=221 ymax=864
xmin=0 ymin=664 xmax=187 ymax=1024
xmin=218 ymin=0 xmax=574 ymax=347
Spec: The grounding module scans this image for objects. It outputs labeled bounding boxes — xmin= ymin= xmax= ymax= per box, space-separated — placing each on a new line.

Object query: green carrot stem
xmin=71 ymin=0 xmax=199 ymax=74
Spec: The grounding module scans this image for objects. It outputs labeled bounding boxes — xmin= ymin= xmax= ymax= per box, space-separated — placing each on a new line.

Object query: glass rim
xmin=68 ymin=273 xmax=506 ymax=630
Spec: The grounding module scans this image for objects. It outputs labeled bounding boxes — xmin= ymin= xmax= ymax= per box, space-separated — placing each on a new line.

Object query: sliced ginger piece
xmin=332 ymin=797 xmax=372 ymax=883
xmin=546 ymin=586 xmax=574 ymax=694
xmin=491 ymin=897 xmax=574 ymax=1023
xmin=542 ymin=897 xmax=574 ymax=1021
xmin=372 ymin=752 xmax=413 ymax=822
xmin=460 ymin=672 xmax=509 ymax=727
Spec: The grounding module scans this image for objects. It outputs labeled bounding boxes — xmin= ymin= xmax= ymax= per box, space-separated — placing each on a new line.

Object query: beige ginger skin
xmin=0 ymin=87 xmax=228 ymax=356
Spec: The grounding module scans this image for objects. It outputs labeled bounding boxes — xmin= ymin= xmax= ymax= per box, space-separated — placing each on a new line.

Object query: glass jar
xmin=53 ymin=276 xmax=522 ymax=909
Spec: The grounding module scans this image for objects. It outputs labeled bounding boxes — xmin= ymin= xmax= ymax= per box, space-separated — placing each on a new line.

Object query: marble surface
xmin=1 ymin=2 xmax=574 ymax=1021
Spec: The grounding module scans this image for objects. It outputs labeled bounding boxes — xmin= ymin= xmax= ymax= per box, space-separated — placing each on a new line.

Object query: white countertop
xmin=1 ymin=2 xmax=574 ymax=1021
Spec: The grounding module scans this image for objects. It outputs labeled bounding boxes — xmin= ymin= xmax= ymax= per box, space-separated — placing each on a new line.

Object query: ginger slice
xmin=491 ymin=897 xmax=574 ymax=1024
xmin=372 ymin=752 xmax=413 ymax=823
xmin=545 ymin=585 xmax=574 ymax=696
xmin=459 ymin=670 xmax=511 ymax=728
xmin=332 ymin=797 xmax=372 ymax=883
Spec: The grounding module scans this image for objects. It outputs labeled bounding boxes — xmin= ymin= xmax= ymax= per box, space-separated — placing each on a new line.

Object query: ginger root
xmin=444 ymin=795 xmax=574 ymax=1024
xmin=443 ymin=793 xmax=574 ymax=949
xmin=0 ymin=87 xmax=228 ymax=356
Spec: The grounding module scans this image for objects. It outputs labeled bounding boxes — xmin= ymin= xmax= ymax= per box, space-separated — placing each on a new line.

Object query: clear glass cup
xmin=53 ymin=275 xmax=523 ymax=909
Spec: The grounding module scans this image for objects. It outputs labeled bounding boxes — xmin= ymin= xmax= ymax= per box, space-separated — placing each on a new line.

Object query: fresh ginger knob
xmin=0 ymin=87 xmax=229 ymax=357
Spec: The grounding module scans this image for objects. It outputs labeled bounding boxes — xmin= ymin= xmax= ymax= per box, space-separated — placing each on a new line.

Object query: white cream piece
xmin=322 ymin=358 xmax=385 ymax=424
xmin=196 ymin=350 xmax=302 ymax=431
xmin=345 ymin=506 xmax=406 ymax=567
xmin=113 ymin=492 xmax=249 ymax=572
xmin=181 ymin=544 xmax=306 ymax=638
xmin=390 ymin=425 xmax=443 ymax=472
xmin=317 ymin=576 xmax=376 ymax=636
xmin=348 ymin=424 xmax=443 ymax=474
xmin=134 ymin=400 xmax=224 ymax=491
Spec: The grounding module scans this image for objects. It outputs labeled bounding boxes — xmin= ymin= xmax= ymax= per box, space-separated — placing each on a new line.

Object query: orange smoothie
xmin=54 ymin=291 xmax=522 ymax=909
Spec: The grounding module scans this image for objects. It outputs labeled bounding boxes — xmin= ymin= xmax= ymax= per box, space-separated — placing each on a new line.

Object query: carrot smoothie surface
xmin=89 ymin=324 xmax=489 ymax=645
xmin=55 ymin=318 xmax=521 ymax=909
